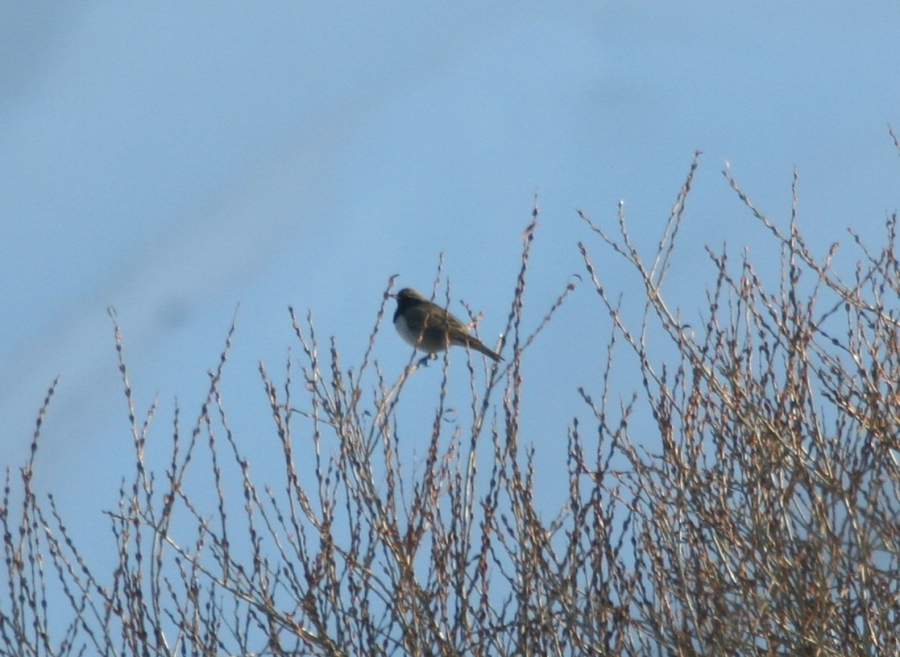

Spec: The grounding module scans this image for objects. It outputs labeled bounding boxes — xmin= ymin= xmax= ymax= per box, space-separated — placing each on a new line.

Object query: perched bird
xmin=391 ymin=288 xmax=502 ymax=362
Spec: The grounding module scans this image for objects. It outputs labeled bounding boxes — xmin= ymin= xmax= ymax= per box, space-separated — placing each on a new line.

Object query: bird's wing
xmin=418 ymin=306 xmax=458 ymax=332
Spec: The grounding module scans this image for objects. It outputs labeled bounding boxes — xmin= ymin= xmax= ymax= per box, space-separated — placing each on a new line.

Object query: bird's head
xmin=391 ymin=288 xmax=429 ymax=305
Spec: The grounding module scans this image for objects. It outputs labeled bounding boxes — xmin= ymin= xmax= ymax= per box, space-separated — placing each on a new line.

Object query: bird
xmin=391 ymin=288 xmax=502 ymax=362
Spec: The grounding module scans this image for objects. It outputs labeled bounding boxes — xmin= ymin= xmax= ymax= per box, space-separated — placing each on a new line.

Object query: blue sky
xmin=2 ymin=2 xmax=900 ymax=551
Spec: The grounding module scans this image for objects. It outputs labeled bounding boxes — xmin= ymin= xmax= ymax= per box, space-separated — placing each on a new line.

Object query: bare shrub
xmin=2 ymin=155 xmax=899 ymax=656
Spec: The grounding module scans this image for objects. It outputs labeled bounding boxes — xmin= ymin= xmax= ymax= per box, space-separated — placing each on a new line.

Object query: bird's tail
xmin=467 ymin=337 xmax=502 ymax=362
